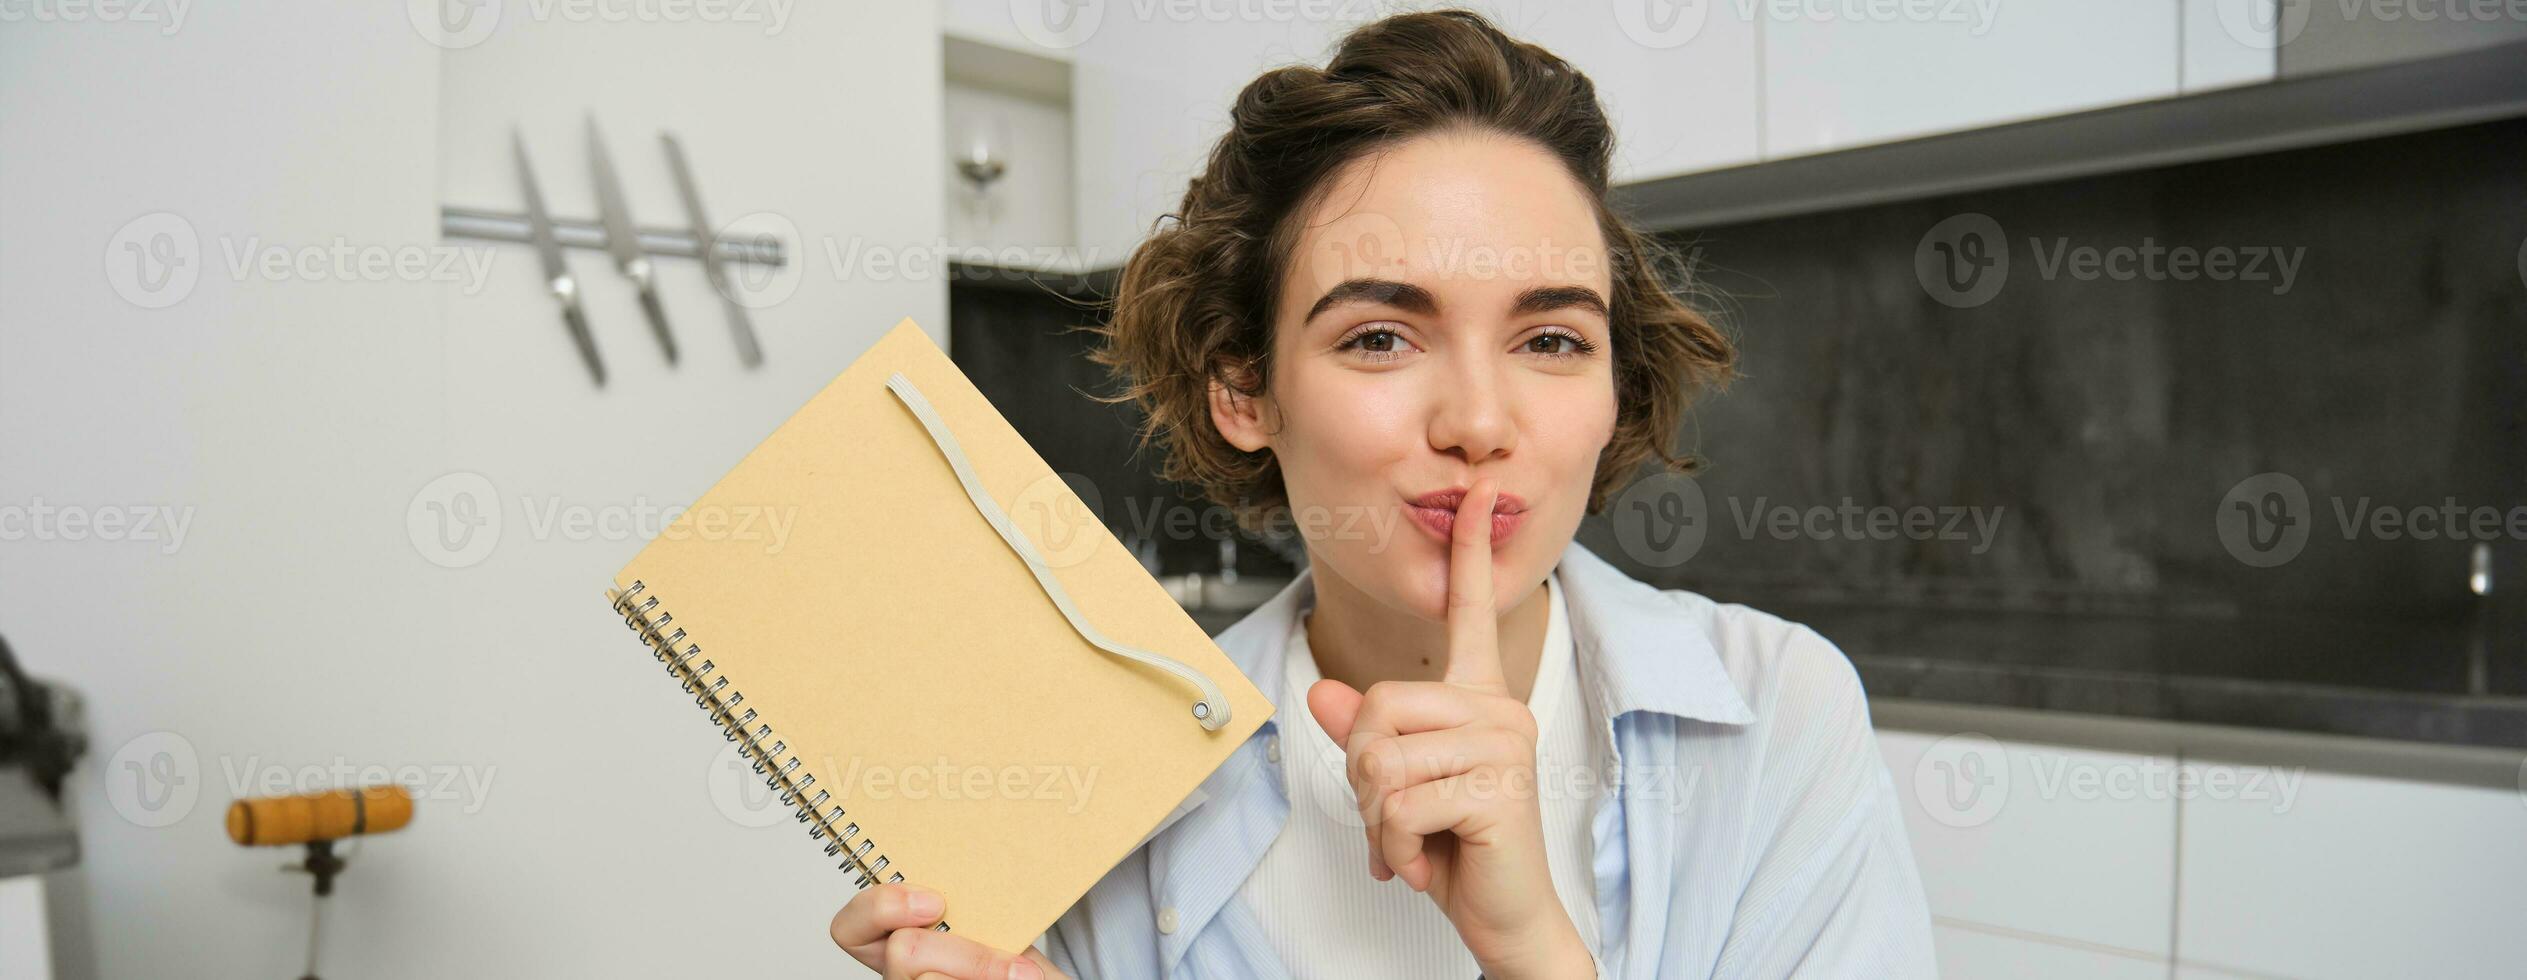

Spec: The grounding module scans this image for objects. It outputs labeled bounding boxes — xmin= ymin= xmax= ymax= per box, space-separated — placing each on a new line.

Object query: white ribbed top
xmin=1238 ymin=574 xmax=1603 ymax=978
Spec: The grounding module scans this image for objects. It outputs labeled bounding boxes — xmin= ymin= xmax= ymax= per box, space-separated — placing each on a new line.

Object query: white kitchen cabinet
xmin=1878 ymin=730 xmax=2179 ymax=958
xmin=1069 ymin=8 xmax=1365 ymax=268
xmin=2174 ymin=762 xmax=2527 ymax=979
xmin=1762 ymin=0 xmax=2182 ymax=158
xmin=2182 ymin=0 xmax=2281 ymax=92
xmin=1494 ymin=3 xmax=1762 ymax=184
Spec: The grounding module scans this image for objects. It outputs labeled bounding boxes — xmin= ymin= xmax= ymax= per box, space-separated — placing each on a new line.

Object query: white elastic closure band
xmin=885 ymin=371 xmax=1232 ymax=732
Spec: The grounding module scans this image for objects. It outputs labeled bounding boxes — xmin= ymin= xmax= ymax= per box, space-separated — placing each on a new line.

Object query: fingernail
xmin=1009 ymin=959 xmax=1043 ymax=980
xmin=907 ymin=888 xmax=945 ymax=918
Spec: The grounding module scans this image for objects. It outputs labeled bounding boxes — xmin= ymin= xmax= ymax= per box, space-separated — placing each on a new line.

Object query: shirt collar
xmin=1212 ymin=538 xmax=1756 ymax=728
xmin=1144 ymin=538 xmax=1752 ymax=971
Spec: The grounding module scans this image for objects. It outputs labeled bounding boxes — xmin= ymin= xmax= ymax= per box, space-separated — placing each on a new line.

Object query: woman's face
xmin=1211 ymin=129 xmax=1620 ymax=622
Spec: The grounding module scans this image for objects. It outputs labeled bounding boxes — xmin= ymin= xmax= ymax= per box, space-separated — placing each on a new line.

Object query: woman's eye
xmin=1523 ymin=330 xmax=1598 ymax=358
xmin=1335 ymin=326 xmax=1416 ymax=360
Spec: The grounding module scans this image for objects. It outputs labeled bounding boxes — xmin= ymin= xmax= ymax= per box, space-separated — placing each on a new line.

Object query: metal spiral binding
xmin=610 ymin=580 xmax=948 ymax=934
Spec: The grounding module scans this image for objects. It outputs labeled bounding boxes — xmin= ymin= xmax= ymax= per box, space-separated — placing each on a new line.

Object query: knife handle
xmin=559 ymin=297 xmax=606 ymax=388
xmin=636 ymin=287 xmax=679 ymax=366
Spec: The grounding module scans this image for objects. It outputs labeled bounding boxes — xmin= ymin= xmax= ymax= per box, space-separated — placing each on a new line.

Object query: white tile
xmin=0 ymin=876 xmax=51 ymax=980
xmin=1880 ymin=730 xmax=2178 ymax=955
xmin=2176 ymin=763 xmax=2527 ymax=979
xmin=1935 ymin=921 xmax=2168 ymax=980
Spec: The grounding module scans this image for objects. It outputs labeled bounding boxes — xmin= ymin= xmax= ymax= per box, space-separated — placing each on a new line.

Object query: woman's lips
xmin=1404 ymin=488 xmax=1527 ymax=545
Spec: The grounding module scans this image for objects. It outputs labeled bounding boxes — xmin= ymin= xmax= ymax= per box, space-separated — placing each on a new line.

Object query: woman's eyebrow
xmin=1305 ymin=278 xmax=1438 ymax=322
xmin=1509 ymin=284 xmax=1609 ymax=319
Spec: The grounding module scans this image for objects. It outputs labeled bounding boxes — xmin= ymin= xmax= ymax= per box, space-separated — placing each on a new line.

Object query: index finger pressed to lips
xmin=1443 ymin=479 xmax=1506 ymax=695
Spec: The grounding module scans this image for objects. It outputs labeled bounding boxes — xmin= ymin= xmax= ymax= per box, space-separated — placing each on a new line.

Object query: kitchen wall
xmin=1 ymin=5 xmax=945 ymax=978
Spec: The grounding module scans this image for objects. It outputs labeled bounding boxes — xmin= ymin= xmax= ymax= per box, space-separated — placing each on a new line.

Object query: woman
xmin=833 ymin=10 xmax=1935 ymax=978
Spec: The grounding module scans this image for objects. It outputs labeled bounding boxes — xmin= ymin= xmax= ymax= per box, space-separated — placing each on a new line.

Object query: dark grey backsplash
xmin=1590 ymin=115 xmax=2525 ymax=700
xmin=946 ymin=272 xmax=1302 ymax=582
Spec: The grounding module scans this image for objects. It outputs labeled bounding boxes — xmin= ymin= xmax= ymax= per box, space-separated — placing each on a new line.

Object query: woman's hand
xmin=829 ymin=883 xmax=1068 ymax=980
xmin=1306 ymin=479 xmax=1595 ymax=980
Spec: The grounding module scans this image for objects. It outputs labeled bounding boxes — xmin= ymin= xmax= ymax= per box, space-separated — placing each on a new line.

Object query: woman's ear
xmin=1207 ymin=370 xmax=1273 ymax=453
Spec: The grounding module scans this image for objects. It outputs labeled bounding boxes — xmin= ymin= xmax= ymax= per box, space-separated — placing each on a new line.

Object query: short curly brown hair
xmin=1090 ymin=8 xmax=1734 ymax=530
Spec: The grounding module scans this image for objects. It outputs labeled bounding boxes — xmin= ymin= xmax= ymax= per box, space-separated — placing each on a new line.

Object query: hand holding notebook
xmin=607 ymin=319 xmax=1271 ymax=953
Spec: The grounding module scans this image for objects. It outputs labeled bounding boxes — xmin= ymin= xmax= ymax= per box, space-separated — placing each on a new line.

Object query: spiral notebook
xmin=607 ymin=318 xmax=1271 ymax=951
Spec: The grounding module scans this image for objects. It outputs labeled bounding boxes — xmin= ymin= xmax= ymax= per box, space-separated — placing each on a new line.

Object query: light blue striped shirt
xmin=1041 ymin=540 xmax=1936 ymax=978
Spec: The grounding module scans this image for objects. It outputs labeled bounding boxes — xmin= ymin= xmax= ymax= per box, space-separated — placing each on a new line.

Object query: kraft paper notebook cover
xmin=605 ymin=318 xmax=1271 ymax=951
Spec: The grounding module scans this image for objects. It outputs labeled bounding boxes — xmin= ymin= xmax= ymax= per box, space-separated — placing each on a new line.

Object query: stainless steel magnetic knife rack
xmin=462 ymin=119 xmax=776 ymax=387
xmin=438 ymin=207 xmax=786 ymax=267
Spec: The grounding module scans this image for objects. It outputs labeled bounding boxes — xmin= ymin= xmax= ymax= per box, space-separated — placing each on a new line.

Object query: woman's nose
xmin=1427 ymin=360 xmax=1516 ymax=464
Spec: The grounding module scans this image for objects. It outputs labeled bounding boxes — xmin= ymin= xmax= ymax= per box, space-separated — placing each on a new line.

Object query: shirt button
xmin=1264 ymin=735 xmax=1281 ymax=763
xmin=1156 ymin=906 xmax=1180 ymax=934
